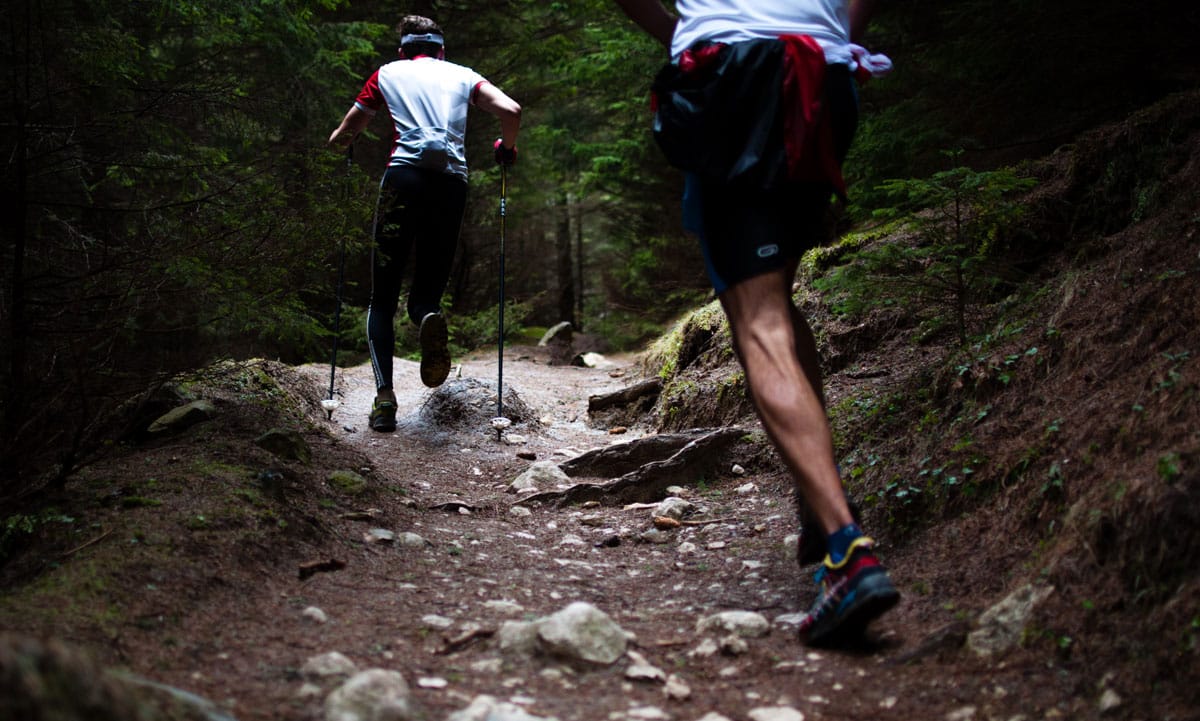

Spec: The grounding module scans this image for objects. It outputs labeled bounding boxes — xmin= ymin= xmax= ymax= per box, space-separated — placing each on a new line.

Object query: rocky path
xmin=277 ymin=348 xmax=1038 ymax=721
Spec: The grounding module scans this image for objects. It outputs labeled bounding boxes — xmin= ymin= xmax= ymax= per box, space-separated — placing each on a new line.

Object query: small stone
xmin=663 ymin=674 xmax=691 ymax=700
xmin=397 ymin=532 xmax=431 ymax=548
xmin=624 ymin=650 xmax=666 ymax=683
xmin=735 ymin=482 xmax=757 ymax=494
xmin=688 ymin=638 xmax=720 ymax=658
xmin=300 ymin=651 xmax=358 ymax=679
xmin=421 ymin=614 xmax=454 ymax=630
xmin=697 ymin=611 xmax=771 ymax=638
xmin=509 ymin=506 xmax=533 ymax=518
xmin=638 ymin=529 xmax=671 ymax=544
xmin=504 ymin=434 xmax=528 ymax=445
xmin=719 ymin=634 xmax=749 ymax=655
xmin=731 ymin=464 xmax=746 ymax=475
xmin=747 ymin=707 xmax=805 ymax=721
xmin=706 ymin=541 xmax=726 ymax=550
xmin=677 ymin=541 xmax=698 ymax=555
xmin=484 ymin=600 xmax=526 ymax=615
xmin=695 ymin=714 xmax=732 ymax=721
xmin=1098 ymin=689 xmax=1122 ymax=714
xmin=363 ymin=528 xmax=395 ymax=544
xmin=470 ymin=658 xmax=504 ymax=675
xmin=945 ymin=707 xmax=977 ymax=721
xmin=653 ymin=497 xmax=693 ymax=520
xmin=627 ymin=707 xmax=669 ymax=720
xmin=418 ymin=677 xmax=448 ymax=689
xmin=301 ymin=606 xmax=328 ymax=624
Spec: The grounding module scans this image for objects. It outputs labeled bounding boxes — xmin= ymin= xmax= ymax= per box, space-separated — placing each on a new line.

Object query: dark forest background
xmin=3 ymin=0 xmax=1197 ymax=499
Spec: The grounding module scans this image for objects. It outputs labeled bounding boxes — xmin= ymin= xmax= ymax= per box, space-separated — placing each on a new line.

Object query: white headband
xmin=401 ymin=33 xmax=444 ymax=46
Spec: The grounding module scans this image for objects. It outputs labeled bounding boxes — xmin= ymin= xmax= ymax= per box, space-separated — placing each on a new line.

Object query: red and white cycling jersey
xmin=355 ymin=56 xmax=487 ymax=179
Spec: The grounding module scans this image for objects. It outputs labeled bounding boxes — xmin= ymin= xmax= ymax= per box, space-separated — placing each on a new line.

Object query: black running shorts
xmin=684 ymin=64 xmax=859 ymax=295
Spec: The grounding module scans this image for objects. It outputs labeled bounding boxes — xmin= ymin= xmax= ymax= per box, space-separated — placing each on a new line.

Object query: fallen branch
xmin=298 ymin=558 xmax=346 ymax=580
xmin=60 ymin=528 xmax=114 ymax=558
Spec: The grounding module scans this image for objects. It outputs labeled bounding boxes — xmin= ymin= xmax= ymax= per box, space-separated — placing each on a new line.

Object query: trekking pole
xmin=494 ymin=164 xmax=507 ymax=441
xmin=322 ymin=144 xmax=354 ymax=421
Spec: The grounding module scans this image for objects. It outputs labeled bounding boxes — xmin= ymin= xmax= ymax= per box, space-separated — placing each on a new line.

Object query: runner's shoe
xmin=797 ymin=537 xmax=899 ymax=646
xmin=796 ymin=494 xmax=863 ymax=566
xmin=419 ymin=312 xmax=451 ymax=388
xmin=369 ymin=392 xmax=398 ymax=433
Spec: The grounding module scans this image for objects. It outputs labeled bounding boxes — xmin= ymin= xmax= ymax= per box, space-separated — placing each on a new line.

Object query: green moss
xmin=328 ymin=470 xmax=368 ymax=496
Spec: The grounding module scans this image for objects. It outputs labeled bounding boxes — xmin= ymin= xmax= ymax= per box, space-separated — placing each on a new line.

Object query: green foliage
xmin=1 ymin=0 xmax=378 ymax=493
xmin=448 ymin=299 xmax=534 ymax=358
xmin=815 ymin=156 xmax=1036 ymax=344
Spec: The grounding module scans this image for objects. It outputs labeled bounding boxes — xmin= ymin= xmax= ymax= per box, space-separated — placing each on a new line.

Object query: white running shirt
xmin=670 ymin=0 xmax=851 ymax=59
xmin=355 ymin=57 xmax=487 ymax=179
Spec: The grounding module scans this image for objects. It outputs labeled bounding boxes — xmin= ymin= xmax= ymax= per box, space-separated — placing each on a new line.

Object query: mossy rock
xmin=254 ymin=428 xmax=311 ymax=464
xmin=327 ymin=470 xmax=367 ymax=495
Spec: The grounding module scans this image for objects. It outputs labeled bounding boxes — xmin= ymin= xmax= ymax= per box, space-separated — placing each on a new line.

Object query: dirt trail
xmin=0 ymin=346 xmax=1116 ymax=721
xmin=268 ymin=348 xmax=1077 ymax=721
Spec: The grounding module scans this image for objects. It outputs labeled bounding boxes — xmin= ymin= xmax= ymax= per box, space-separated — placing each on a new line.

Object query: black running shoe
xmin=369 ymin=396 xmax=397 ymax=432
xmin=419 ymin=312 xmax=451 ymax=388
xmin=797 ymin=537 xmax=900 ymax=646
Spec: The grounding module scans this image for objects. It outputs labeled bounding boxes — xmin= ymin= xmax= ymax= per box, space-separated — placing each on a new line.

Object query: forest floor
xmin=0 ymin=336 xmax=1188 ymax=721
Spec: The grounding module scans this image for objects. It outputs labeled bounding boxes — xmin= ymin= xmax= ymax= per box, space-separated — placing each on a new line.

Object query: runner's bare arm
xmin=612 ymin=0 xmax=677 ymax=49
xmin=475 ymin=82 xmax=522 ymax=149
xmin=328 ymin=106 xmax=371 ymax=148
xmin=849 ymin=0 xmax=879 ymax=44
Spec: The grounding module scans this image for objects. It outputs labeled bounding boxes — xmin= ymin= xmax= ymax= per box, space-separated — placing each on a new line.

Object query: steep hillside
xmin=648 ymin=89 xmax=1200 ymax=710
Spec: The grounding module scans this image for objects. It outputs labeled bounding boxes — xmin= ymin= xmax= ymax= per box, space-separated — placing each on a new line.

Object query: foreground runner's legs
xmin=718 ymin=267 xmax=898 ymax=644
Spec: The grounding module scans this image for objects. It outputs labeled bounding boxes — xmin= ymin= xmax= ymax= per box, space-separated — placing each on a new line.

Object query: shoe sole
xmin=419 ymin=314 xmax=451 ymax=388
xmin=804 ymin=570 xmax=900 ymax=647
xmin=370 ymin=402 xmax=397 ymax=433
xmin=370 ymin=418 xmax=397 ymax=433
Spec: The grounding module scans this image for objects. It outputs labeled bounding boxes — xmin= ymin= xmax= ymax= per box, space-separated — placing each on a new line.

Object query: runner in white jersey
xmin=670 ymin=0 xmax=851 ymax=57
xmin=328 ymin=15 xmax=521 ymax=432
xmin=615 ymin=0 xmax=900 ymax=647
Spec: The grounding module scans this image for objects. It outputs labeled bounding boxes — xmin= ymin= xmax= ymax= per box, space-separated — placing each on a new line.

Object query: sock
xmin=826 ymin=523 xmax=864 ymax=565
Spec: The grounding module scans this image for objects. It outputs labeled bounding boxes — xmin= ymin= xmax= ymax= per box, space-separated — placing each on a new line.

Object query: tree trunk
xmin=555 ymin=193 xmax=575 ymax=327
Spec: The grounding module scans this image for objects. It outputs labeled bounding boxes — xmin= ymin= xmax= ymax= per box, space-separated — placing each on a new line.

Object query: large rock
xmin=255 ymin=428 xmax=311 ymax=464
xmin=323 ymin=669 xmax=414 ymax=721
xmin=536 ymin=602 xmax=629 ymax=666
xmin=967 ymin=584 xmax=1055 ymax=657
xmin=146 ymin=399 xmax=216 ymax=435
xmin=508 ymin=461 xmax=571 ymax=494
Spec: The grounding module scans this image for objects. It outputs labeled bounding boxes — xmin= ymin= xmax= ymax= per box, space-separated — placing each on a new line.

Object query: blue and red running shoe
xmin=797 ymin=536 xmax=899 ymax=646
